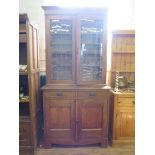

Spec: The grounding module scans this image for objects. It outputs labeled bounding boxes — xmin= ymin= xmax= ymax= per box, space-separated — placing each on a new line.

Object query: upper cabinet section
xmin=43 ymin=6 xmax=107 ymax=85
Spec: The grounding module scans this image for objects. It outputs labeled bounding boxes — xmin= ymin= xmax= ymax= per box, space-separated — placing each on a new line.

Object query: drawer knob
xmin=133 ymin=101 xmax=135 ymax=104
xmin=57 ymin=92 xmax=63 ymax=96
xmin=89 ymin=92 xmax=96 ymax=96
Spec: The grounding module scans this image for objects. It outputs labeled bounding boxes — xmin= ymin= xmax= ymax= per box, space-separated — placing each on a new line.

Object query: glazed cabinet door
xmin=43 ymin=97 xmax=76 ymax=147
xmin=45 ymin=16 xmax=76 ymax=84
xmin=77 ymin=16 xmax=107 ymax=84
xmin=115 ymin=97 xmax=135 ymax=140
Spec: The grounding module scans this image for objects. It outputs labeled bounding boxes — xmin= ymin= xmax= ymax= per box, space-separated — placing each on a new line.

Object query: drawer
xmin=19 ymin=121 xmax=31 ymax=146
xmin=118 ymin=106 xmax=135 ymax=112
xmin=77 ymin=91 xmax=104 ymax=99
xmin=45 ymin=99 xmax=74 ymax=105
xmin=117 ymin=97 xmax=135 ymax=107
xmin=44 ymin=91 xmax=75 ymax=99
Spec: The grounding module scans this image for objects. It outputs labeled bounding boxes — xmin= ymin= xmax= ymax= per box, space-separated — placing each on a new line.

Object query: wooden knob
xmin=89 ymin=92 xmax=96 ymax=96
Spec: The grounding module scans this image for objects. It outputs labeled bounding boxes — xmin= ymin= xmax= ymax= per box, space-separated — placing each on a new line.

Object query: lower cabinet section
xmin=42 ymin=85 xmax=110 ymax=147
xmin=109 ymin=91 xmax=135 ymax=144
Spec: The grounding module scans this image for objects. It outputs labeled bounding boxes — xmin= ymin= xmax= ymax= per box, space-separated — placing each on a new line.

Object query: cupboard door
xmin=46 ymin=16 xmax=75 ymax=83
xmin=44 ymin=98 xmax=76 ymax=146
xmin=115 ymin=98 xmax=135 ymax=140
xmin=77 ymin=99 xmax=107 ymax=145
xmin=77 ymin=16 xmax=106 ymax=83
xmin=115 ymin=111 xmax=135 ymax=140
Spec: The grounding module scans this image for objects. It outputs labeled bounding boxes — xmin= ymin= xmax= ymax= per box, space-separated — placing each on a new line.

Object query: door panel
xmin=44 ymin=98 xmax=76 ymax=144
xmin=116 ymin=111 xmax=135 ymax=139
xmin=77 ymin=100 xmax=104 ymax=144
xmin=115 ymin=97 xmax=135 ymax=140
xmin=81 ymin=105 xmax=102 ymax=129
xmin=49 ymin=105 xmax=72 ymax=129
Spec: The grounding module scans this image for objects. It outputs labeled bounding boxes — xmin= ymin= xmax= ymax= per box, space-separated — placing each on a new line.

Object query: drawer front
xmin=117 ymin=106 xmax=135 ymax=112
xmin=77 ymin=91 xmax=104 ymax=99
xmin=117 ymin=97 xmax=135 ymax=107
xmin=45 ymin=99 xmax=74 ymax=105
xmin=44 ymin=91 xmax=75 ymax=99
xmin=19 ymin=122 xmax=31 ymax=146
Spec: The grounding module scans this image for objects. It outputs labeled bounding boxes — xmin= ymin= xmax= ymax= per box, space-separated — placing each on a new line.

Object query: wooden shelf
xmin=19 ymin=99 xmax=29 ymax=103
xmin=111 ymin=70 xmax=135 ymax=73
xmin=51 ymin=32 xmax=72 ymax=35
xmin=52 ymin=51 xmax=72 ymax=54
xmin=112 ymin=51 xmax=135 ymax=54
xmin=19 ymin=33 xmax=27 ymax=43
xmin=19 ymin=116 xmax=31 ymax=122
xmin=19 ymin=71 xmax=28 ymax=75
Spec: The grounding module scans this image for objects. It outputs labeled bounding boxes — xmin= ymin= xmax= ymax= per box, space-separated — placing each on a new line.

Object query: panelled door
xmin=115 ymin=97 xmax=135 ymax=140
xmin=43 ymin=97 xmax=76 ymax=146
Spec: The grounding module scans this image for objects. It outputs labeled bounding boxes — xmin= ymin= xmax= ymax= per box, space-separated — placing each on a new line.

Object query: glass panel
xmin=50 ymin=19 xmax=72 ymax=80
xmin=80 ymin=18 xmax=104 ymax=81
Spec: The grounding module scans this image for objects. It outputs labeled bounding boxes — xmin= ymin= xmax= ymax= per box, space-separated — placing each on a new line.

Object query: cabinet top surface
xmin=42 ymin=6 xmax=108 ymax=15
xmin=41 ymin=84 xmax=111 ymax=91
xmin=112 ymin=30 xmax=135 ymax=35
xmin=110 ymin=90 xmax=135 ymax=96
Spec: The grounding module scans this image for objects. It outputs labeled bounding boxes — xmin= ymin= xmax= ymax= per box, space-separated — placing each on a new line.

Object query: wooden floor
xmin=34 ymin=143 xmax=135 ymax=155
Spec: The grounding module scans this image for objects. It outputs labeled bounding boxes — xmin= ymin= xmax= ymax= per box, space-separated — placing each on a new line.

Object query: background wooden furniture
xmin=108 ymin=30 xmax=135 ymax=144
xmin=42 ymin=6 xmax=111 ymax=147
xmin=19 ymin=14 xmax=41 ymax=154
xmin=109 ymin=30 xmax=135 ymax=88
xmin=109 ymin=91 xmax=135 ymax=144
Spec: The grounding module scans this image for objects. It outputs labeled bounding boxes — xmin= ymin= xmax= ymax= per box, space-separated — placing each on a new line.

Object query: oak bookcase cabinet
xmin=19 ymin=14 xmax=40 ymax=154
xmin=42 ymin=6 xmax=111 ymax=147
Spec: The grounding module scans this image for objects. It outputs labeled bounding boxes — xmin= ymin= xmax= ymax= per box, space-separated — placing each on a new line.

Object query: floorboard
xmin=34 ymin=143 xmax=135 ymax=155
